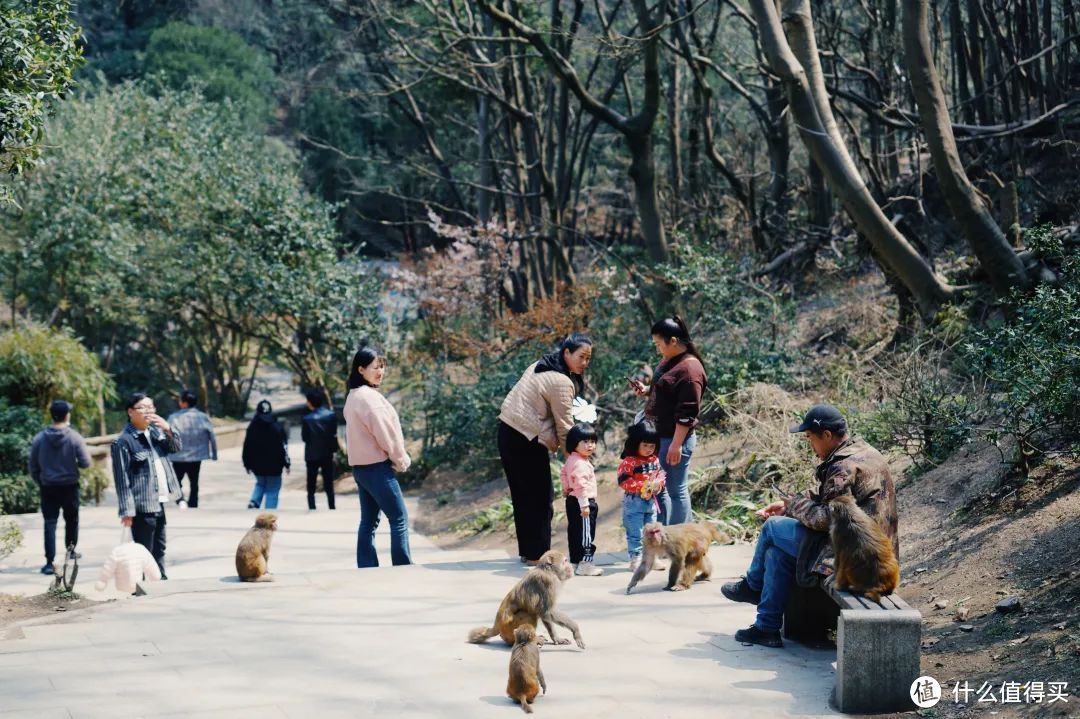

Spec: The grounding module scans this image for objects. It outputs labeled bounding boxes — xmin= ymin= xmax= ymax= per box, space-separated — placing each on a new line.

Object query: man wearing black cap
xmin=28 ymin=400 xmax=92 ymax=575
xmin=721 ymin=404 xmax=899 ymax=647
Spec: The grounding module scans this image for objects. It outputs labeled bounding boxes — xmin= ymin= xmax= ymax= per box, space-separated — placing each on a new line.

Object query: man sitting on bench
xmin=721 ymin=404 xmax=899 ymax=647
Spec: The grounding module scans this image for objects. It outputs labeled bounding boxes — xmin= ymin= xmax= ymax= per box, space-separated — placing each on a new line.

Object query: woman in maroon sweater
xmin=633 ymin=317 xmax=707 ymax=525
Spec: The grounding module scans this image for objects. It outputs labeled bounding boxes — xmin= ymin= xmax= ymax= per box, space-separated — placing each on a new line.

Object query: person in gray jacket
xmin=28 ymin=400 xmax=91 ymax=575
xmin=166 ymin=390 xmax=217 ymax=508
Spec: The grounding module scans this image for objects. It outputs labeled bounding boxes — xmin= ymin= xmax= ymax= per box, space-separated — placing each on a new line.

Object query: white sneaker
xmin=574 ymin=561 xmax=604 ymax=577
xmin=652 ymin=558 xmax=668 ymax=572
xmin=177 ymin=500 xmax=188 ymax=510
xmin=628 ymin=556 xmax=642 ymax=573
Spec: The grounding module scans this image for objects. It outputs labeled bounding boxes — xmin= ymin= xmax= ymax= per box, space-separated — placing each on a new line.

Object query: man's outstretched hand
xmin=754 ymin=499 xmax=787 ymax=520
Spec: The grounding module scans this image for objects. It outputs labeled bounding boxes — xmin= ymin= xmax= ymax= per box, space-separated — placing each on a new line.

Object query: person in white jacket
xmin=343 ymin=344 xmax=412 ymax=568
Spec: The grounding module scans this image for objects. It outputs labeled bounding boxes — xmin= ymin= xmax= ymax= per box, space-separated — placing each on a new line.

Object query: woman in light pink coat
xmin=343 ymin=345 xmax=412 ymax=567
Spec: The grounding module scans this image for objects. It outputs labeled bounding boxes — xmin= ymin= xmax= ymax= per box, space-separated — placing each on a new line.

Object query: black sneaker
xmin=40 ymin=564 xmax=55 ymax=575
xmin=735 ymin=624 xmax=783 ymax=648
xmin=721 ymin=578 xmax=761 ymax=605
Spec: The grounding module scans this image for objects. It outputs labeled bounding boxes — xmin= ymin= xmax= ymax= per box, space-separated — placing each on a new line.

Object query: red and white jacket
xmin=616 ymin=455 xmax=667 ymax=500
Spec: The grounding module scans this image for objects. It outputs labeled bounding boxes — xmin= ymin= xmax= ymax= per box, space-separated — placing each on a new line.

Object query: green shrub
xmin=0 ymin=325 xmax=116 ymax=432
xmin=143 ymin=22 xmax=275 ymax=126
xmin=964 ymin=229 xmax=1080 ymax=474
xmin=0 ymin=518 xmax=21 ymax=558
xmin=0 ymin=399 xmax=39 ymax=474
xmin=859 ymin=349 xmax=984 ymax=472
xmin=80 ymin=464 xmax=110 ymax=506
xmin=0 ymin=473 xmax=38 ymax=514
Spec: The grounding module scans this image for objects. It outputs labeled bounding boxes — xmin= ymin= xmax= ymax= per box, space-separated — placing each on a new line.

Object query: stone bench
xmin=784 ymin=584 xmax=922 ymax=714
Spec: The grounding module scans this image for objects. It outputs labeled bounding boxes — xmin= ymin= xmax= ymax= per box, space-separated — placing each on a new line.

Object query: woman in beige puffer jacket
xmin=497 ymin=333 xmax=593 ymax=563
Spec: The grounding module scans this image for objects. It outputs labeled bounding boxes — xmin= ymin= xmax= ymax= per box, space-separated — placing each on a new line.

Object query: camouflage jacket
xmin=785 ymin=436 xmax=899 ymax=587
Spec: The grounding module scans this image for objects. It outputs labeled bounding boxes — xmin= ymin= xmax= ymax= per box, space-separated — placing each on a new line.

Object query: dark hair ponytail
xmin=621 ymin=419 xmax=661 ymax=458
xmin=650 ymin=315 xmax=705 ymax=368
xmin=348 ymin=344 xmax=382 ymax=389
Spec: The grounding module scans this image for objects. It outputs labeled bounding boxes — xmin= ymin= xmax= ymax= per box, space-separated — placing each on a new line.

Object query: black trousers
xmin=131 ymin=508 xmax=167 ymax=576
xmin=306 ymin=456 xmax=336 ymax=510
xmin=498 ymin=421 xmax=553 ymax=561
xmin=40 ymin=483 xmax=79 ymax=564
xmin=565 ymin=496 xmax=599 ymax=564
xmin=172 ymin=461 xmax=202 ymax=507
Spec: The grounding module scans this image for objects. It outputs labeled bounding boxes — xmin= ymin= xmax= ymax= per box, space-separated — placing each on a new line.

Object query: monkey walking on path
xmin=828 ymin=495 xmax=899 ymax=602
xmin=236 ymin=512 xmax=277 ymax=582
xmin=626 ymin=522 xmax=731 ymax=594
xmin=507 ymin=625 xmax=547 ymax=713
xmin=468 ymin=549 xmax=585 ymax=649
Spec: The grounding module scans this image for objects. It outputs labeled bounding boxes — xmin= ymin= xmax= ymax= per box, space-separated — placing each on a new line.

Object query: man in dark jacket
xmin=301 ymin=390 xmax=338 ymax=511
xmin=720 ymin=404 xmax=899 ymax=648
xmin=112 ymin=393 xmax=182 ymax=578
xmin=166 ymin=389 xmax=217 ymax=508
xmin=29 ymin=400 xmax=91 ymax=575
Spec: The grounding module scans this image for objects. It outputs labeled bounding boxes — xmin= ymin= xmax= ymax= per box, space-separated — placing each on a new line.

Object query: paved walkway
xmin=0 ymin=443 xmax=840 ymax=718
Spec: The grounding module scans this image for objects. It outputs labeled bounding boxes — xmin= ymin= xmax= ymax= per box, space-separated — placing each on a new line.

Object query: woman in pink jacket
xmin=343 ymin=345 xmax=412 ymax=567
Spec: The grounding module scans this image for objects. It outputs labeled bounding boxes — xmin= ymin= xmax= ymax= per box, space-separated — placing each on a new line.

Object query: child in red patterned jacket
xmin=617 ymin=419 xmax=667 ymax=572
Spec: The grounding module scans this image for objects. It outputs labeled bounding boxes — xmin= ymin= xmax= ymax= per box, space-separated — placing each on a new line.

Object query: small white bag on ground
xmin=95 ymin=527 xmax=161 ymax=594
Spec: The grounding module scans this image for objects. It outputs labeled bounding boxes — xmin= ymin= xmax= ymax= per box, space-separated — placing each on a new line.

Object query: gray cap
xmin=789 ymin=404 xmax=847 ymax=434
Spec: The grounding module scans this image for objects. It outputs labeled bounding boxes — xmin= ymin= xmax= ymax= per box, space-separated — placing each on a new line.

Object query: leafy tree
xmin=2 ymin=81 xmax=378 ymax=417
xmin=143 ymin=21 xmax=275 ymax=126
xmin=0 ymin=0 xmax=82 ymax=203
xmin=0 ymin=324 xmax=115 ymax=430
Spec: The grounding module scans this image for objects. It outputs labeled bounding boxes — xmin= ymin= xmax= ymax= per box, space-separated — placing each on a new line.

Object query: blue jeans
xmin=656 ymin=432 xmax=697 ymax=525
xmin=250 ymin=475 xmax=282 ymax=509
xmin=622 ymin=494 xmax=658 ymax=558
xmin=745 ymin=516 xmax=808 ymax=632
xmin=353 ymin=461 xmax=412 ymax=568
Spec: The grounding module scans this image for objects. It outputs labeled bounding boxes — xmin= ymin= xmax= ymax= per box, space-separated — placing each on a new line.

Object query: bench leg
xmin=783 ymin=584 xmax=839 ymax=642
xmin=834 ymin=608 xmax=922 ymax=713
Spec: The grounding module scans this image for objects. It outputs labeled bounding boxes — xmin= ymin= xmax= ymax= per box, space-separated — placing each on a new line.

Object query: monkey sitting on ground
xmin=626 ymin=522 xmax=731 ymax=594
xmin=235 ymin=512 xmax=277 ymax=582
xmin=468 ymin=549 xmax=585 ymax=649
xmin=828 ymin=494 xmax=899 ymax=602
xmin=506 ymin=625 xmax=547 ymax=713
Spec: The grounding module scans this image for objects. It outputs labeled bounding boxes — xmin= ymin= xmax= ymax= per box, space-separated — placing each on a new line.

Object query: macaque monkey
xmin=506 ymin=625 xmax=547 ymax=713
xmin=468 ymin=550 xmax=585 ymax=649
xmin=235 ymin=512 xmax=277 ymax=582
xmin=829 ymin=495 xmax=899 ymax=602
xmin=626 ymin=522 xmax=731 ymax=594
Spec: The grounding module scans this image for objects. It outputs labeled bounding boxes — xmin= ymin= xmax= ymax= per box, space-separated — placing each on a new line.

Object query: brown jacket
xmin=498 ymin=362 xmax=576 ymax=452
xmin=644 ymin=352 xmax=706 ymax=438
xmin=785 ymin=436 xmax=899 ymax=587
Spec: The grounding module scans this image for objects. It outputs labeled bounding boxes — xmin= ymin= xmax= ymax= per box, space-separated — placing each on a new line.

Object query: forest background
xmin=0 ymin=1 xmax=1078 ymax=710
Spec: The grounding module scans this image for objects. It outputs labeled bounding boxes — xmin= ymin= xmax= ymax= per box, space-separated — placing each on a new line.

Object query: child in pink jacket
xmin=560 ymin=423 xmax=602 ymax=576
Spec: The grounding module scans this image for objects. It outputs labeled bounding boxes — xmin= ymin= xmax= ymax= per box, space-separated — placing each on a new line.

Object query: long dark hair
xmin=566 ymin=423 xmax=598 ymax=454
xmin=650 ymin=315 xmax=704 ymax=367
xmin=348 ymin=344 xmax=383 ymax=389
xmin=621 ymin=418 xmax=661 ymax=458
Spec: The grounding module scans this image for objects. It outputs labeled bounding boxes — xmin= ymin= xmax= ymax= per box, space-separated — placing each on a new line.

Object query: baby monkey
xmin=506 ymin=625 xmax=547 ymax=713
xmin=235 ymin=512 xmax=277 ymax=582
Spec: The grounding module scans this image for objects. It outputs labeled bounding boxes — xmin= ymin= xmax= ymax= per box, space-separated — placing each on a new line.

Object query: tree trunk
xmin=666 ymin=43 xmax=683 ymax=205
xmin=902 ymin=0 xmax=1029 ymax=294
xmin=750 ymin=0 xmax=954 ymax=314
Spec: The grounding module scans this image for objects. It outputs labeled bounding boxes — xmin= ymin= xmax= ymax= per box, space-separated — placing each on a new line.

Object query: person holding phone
xmin=633 ymin=317 xmax=707 ymax=526
xmin=111 ymin=393 xmax=183 ymax=579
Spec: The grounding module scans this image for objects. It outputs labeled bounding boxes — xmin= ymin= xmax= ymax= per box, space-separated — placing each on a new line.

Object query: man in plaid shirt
xmin=112 ymin=393 xmax=182 ymax=578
